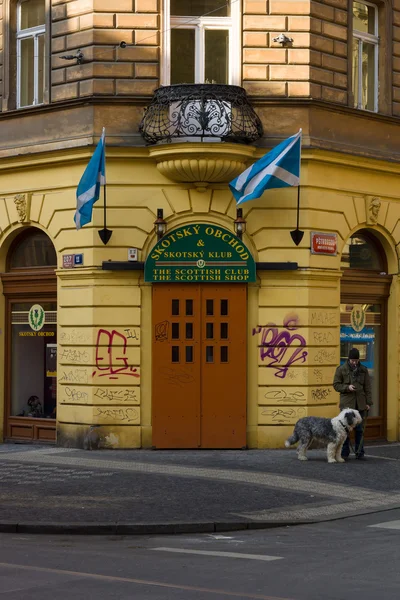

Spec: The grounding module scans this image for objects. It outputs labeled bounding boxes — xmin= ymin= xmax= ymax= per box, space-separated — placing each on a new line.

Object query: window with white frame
xmin=17 ymin=0 xmax=46 ymax=108
xmin=352 ymin=1 xmax=378 ymax=112
xmin=163 ymin=0 xmax=239 ymax=85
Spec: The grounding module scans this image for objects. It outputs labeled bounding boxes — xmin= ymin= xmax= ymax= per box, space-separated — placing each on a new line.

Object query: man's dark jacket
xmin=333 ymin=361 xmax=372 ymax=411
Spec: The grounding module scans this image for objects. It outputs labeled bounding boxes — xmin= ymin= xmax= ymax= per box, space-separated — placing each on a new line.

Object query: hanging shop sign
xmin=310 ymin=231 xmax=337 ymax=255
xmin=145 ymin=224 xmax=256 ymax=283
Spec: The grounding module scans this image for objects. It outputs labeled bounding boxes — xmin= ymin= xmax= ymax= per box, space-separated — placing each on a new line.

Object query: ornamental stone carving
xmin=14 ymin=193 xmax=30 ymax=222
xmin=366 ymin=196 xmax=381 ymax=224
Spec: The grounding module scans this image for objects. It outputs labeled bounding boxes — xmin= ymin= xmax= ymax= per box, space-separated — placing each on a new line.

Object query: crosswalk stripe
xmin=153 ymin=547 xmax=283 ymax=561
xmin=368 ymin=520 xmax=400 ymax=530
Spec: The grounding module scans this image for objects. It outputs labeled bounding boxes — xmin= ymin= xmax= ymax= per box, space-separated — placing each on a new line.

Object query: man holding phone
xmin=333 ymin=348 xmax=372 ymax=460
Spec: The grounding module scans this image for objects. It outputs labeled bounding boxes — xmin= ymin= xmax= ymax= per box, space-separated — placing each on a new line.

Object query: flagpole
xmin=98 ymin=127 xmax=113 ymax=245
xmin=103 ymin=182 xmax=107 ymax=233
xmin=289 ymin=130 xmax=304 ymax=247
xmin=290 ymin=184 xmax=304 ymax=246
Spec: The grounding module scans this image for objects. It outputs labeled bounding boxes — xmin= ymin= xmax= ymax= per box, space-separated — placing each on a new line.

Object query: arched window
xmin=341 ymin=230 xmax=386 ymax=272
xmin=8 ymin=229 xmax=57 ymax=270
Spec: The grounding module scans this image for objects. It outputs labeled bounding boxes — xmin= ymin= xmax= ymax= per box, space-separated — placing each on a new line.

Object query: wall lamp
xmin=154 ymin=208 xmax=167 ymax=240
xmin=234 ymin=208 xmax=246 ymax=239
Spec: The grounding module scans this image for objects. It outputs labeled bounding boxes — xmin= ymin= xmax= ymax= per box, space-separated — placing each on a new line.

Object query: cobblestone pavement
xmin=1 ymin=443 xmax=400 ymax=533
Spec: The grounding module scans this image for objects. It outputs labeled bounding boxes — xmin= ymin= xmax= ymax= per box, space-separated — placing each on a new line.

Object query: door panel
xmin=152 ymin=285 xmax=201 ymax=448
xmin=152 ymin=284 xmax=247 ymax=448
xmin=201 ymin=286 xmax=246 ymax=448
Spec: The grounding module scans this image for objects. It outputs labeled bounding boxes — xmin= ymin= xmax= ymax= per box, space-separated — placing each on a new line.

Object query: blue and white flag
xmin=229 ymin=130 xmax=301 ymax=205
xmin=75 ymin=127 xmax=106 ymax=229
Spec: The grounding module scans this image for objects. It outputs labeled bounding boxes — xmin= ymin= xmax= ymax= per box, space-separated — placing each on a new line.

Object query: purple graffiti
xmin=253 ymin=314 xmax=308 ymax=379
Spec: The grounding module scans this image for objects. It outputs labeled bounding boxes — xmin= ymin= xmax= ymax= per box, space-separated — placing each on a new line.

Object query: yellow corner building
xmin=0 ymin=0 xmax=399 ymax=449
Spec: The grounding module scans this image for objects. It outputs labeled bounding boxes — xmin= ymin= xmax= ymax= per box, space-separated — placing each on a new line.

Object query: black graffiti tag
xmin=155 ymin=321 xmax=169 ymax=342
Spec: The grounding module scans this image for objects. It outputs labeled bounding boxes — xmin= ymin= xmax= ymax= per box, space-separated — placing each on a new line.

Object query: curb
xmin=0 ymin=520 xmax=304 ymax=536
xmin=3 ymin=502 xmax=400 ymax=535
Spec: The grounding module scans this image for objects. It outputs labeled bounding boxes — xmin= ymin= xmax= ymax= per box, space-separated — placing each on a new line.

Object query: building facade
xmin=0 ymin=0 xmax=399 ymax=449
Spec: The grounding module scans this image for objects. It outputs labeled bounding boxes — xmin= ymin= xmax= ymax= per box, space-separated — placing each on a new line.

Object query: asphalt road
xmin=1 ymin=508 xmax=400 ymax=599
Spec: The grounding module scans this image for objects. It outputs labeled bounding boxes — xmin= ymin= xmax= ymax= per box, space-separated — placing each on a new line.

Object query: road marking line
xmin=153 ymin=547 xmax=283 ymax=561
xmin=368 ymin=520 xmax=400 ymax=530
xmin=0 ymin=561 xmax=292 ymax=600
xmin=367 ymin=454 xmax=399 ymax=461
xmin=366 ymin=443 xmax=400 ymax=448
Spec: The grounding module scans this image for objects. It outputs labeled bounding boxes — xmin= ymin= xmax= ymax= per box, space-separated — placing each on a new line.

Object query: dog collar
xmin=339 ymin=420 xmax=350 ymax=433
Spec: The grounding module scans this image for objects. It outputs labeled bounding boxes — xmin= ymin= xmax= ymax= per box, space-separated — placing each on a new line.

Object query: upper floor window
xmin=352 ymin=1 xmax=378 ymax=112
xmin=17 ymin=0 xmax=46 ymax=108
xmin=163 ymin=0 xmax=239 ymax=85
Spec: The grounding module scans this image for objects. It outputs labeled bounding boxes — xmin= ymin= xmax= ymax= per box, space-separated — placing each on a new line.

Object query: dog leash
xmin=348 ymin=410 xmax=368 ymax=457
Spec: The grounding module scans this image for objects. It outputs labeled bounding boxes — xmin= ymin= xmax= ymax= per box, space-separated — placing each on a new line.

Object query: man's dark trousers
xmin=341 ymin=410 xmax=366 ymax=458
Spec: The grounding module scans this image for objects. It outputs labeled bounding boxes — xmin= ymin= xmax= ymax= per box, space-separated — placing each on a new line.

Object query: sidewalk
xmin=1 ymin=442 xmax=400 ymax=535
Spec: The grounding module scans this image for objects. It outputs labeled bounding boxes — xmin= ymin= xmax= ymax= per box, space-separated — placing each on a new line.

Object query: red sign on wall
xmin=62 ymin=254 xmax=74 ymax=268
xmin=310 ymin=232 xmax=337 ymax=255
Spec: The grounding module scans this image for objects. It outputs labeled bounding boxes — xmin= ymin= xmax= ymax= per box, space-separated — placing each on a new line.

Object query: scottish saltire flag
xmin=74 ymin=127 xmax=106 ymax=229
xmin=229 ymin=130 xmax=302 ymax=205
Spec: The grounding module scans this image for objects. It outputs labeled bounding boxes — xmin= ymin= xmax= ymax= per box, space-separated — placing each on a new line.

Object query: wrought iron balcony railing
xmin=139 ymin=84 xmax=263 ymax=145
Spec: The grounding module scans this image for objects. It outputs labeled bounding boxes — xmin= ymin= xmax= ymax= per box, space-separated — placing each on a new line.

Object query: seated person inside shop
xmin=18 ymin=395 xmax=43 ymax=418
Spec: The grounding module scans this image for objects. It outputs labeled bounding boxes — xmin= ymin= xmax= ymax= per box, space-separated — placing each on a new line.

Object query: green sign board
xmin=145 ymin=223 xmax=256 ymax=283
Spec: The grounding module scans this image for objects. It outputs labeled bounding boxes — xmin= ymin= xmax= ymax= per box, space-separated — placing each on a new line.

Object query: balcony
xmin=139 ymin=83 xmax=263 ymax=145
xmin=140 ymin=84 xmax=263 ymax=189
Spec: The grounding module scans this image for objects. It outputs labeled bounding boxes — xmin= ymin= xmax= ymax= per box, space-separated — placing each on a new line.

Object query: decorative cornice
xmin=0 ymin=97 xmax=151 ymax=122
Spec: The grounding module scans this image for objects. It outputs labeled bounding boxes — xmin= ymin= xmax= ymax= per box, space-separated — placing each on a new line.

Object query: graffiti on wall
xmin=92 ymin=328 xmax=140 ymax=380
xmin=263 ymin=387 xmax=333 ymax=404
xmin=94 ymin=407 xmax=139 ymax=423
xmin=261 ymin=406 xmax=306 ymax=424
xmin=253 ymin=313 xmax=308 ymax=379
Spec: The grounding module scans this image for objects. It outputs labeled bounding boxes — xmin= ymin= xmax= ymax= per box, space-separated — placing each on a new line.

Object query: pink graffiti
xmin=92 ymin=329 xmax=140 ymax=380
xmin=253 ymin=314 xmax=308 ymax=379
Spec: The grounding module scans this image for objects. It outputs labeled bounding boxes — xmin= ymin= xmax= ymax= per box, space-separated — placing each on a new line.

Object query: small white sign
xmin=128 ymin=248 xmax=138 ymax=262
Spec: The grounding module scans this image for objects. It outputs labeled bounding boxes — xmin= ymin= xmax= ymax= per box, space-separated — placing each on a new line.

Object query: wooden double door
xmin=152 ymin=284 xmax=247 ymax=448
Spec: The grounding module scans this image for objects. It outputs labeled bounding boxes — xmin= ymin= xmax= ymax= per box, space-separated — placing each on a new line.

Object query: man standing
xmin=333 ymin=348 xmax=372 ymax=460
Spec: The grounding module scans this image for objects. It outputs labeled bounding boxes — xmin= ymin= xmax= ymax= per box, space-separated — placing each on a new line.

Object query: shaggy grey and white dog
xmin=285 ymin=409 xmax=362 ymax=463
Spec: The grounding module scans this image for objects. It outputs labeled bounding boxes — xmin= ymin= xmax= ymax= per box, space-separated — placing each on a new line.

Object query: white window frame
xmin=352 ymin=0 xmax=379 ymax=112
xmin=16 ymin=0 xmax=45 ymax=108
xmin=162 ymin=1 xmax=240 ymax=85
